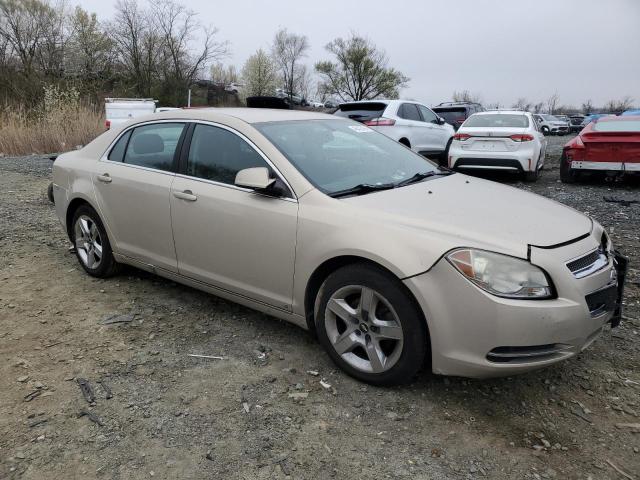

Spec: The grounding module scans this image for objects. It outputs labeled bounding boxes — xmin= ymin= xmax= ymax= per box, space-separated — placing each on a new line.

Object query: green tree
xmin=315 ymin=34 xmax=408 ymax=101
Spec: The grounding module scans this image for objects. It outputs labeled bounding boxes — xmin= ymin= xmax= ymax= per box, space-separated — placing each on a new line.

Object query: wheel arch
xmin=303 ymin=255 xmax=430 ymax=345
xmin=65 ymin=196 xmax=98 ymax=241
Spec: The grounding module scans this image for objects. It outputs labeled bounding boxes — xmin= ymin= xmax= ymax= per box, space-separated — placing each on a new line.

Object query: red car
xmin=560 ymin=115 xmax=640 ymax=182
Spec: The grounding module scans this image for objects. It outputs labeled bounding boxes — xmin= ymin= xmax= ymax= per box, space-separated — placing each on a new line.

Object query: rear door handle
xmin=97 ymin=173 xmax=112 ymax=183
xmin=173 ymin=189 xmax=197 ymax=202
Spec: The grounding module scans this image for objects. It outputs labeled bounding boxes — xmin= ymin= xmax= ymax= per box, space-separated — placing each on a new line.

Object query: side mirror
xmin=436 ymin=116 xmax=446 ymax=125
xmin=235 ymin=167 xmax=276 ymax=190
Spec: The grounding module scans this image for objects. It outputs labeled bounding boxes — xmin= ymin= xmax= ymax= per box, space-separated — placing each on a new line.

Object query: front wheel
xmin=541 ymin=126 xmax=550 ymax=136
xmin=315 ymin=264 xmax=428 ymax=386
xmin=71 ymin=205 xmax=119 ymax=277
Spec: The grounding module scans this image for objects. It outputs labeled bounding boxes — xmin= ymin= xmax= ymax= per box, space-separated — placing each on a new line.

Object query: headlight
xmin=446 ymin=248 xmax=553 ymax=299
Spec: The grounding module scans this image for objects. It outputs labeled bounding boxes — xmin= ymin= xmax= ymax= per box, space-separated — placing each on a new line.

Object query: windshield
xmin=255 ymin=119 xmax=441 ymax=195
xmin=463 ymin=114 xmax=529 ymax=128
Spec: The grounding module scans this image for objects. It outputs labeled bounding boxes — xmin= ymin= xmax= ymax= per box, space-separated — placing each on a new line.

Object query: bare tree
xmin=581 ymin=99 xmax=594 ymax=114
xmin=546 ymin=92 xmax=560 ymax=114
xmin=271 ymin=28 xmax=308 ymax=99
xmin=0 ymin=0 xmax=54 ymax=77
xmin=452 ymin=90 xmax=481 ymax=103
xmin=485 ymin=101 xmax=501 ymax=109
xmin=603 ymin=95 xmax=634 ymax=113
xmin=152 ymin=0 xmax=227 ymax=105
xmin=315 ymin=34 xmax=408 ymax=101
xmin=512 ymin=97 xmax=532 ymax=111
xmin=211 ymin=62 xmax=238 ymax=85
xmin=241 ymin=48 xmax=277 ymax=97
xmin=532 ymin=102 xmax=545 ymax=113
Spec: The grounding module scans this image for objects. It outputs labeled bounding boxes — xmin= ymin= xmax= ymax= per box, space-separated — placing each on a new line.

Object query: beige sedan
xmin=52 ymin=108 xmax=626 ymax=385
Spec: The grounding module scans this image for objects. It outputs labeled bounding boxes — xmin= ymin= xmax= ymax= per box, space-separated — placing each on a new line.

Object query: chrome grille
xmin=566 ymin=248 xmax=608 ymax=279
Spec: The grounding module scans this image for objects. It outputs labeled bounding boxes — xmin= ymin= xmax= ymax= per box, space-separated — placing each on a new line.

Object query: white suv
xmin=449 ymin=110 xmax=547 ymax=181
xmin=334 ymin=100 xmax=454 ymax=162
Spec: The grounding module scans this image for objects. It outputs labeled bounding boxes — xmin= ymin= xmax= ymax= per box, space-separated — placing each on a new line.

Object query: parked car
xmin=449 ymin=110 xmax=547 ymax=181
xmin=225 ymin=83 xmax=243 ymax=94
xmin=432 ymin=102 xmax=485 ymax=131
xmin=104 ymin=98 xmax=156 ymax=130
xmin=308 ymin=99 xmax=325 ymax=108
xmin=324 ymin=99 xmax=339 ymax=109
xmin=334 ymin=100 xmax=454 ymax=161
xmin=560 ymin=115 xmax=640 ymax=182
xmin=621 ymin=109 xmax=640 ymax=116
xmin=580 ymin=113 xmax=610 ymax=128
xmin=52 ymin=109 xmax=626 ymax=385
xmin=569 ymin=115 xmax=585 ymax=133
xmin=275 ymin=89 xmax=305 ymax=106
xmin=533 ymin=114 xmax=570 ymax=135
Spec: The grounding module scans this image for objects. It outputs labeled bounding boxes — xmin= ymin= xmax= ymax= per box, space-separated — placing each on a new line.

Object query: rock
xmin=17 ymin=375 xmax=29 ymax=383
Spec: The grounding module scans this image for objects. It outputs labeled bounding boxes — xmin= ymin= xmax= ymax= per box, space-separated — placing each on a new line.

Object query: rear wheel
xmin=71 ymin=205 xmax=119 ymax=277
xmin=315 ymin=264 xmax=428 ymax=386
xmin=399 ymin=138 xmax=411 ymax=148
xmin=559 ymin=152 xmax=578 ymax=183
xmin=440 ymin=138 xmax=453 ymax=166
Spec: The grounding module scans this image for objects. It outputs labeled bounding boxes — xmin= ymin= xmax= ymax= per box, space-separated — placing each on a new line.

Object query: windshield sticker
xmin=348 ymin=125 xmax=373 ymax=133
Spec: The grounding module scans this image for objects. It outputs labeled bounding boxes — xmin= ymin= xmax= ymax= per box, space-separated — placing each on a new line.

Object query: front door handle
xmin=173 ymin=189 xmax=197 ymax=202
xmin=97 ymin=173 xmax=112 ymax=183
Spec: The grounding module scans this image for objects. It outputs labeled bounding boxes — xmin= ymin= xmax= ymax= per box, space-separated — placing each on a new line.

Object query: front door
xmin=93 ymin=122 xmax=186 ymax=272
xmin=170 ymin=123 xmax=298 ymax=310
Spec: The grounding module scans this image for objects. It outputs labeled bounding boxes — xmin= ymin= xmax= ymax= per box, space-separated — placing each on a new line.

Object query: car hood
xmin=343 ymin=173 xmax=592 ymax=261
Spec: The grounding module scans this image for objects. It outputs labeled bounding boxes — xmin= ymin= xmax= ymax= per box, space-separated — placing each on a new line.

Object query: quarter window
xmin=108 ymin=130 xmax=131 ymax=162
xmin=186 ymin=124 xmax=269 ymax=185
xmin=122 ymin=123 xmax=185 ymax=172
xmin=398 ymin=103 xmax=421 ymax=121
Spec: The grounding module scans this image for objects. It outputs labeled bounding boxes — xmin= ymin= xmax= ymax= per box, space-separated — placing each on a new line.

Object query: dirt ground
xmin=1 ymin=135 xmax=639 ymax=480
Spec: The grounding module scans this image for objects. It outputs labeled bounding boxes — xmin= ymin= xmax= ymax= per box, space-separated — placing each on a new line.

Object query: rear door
xmin=396 ymin=103 xmax=430 ymax=152
xmin=93 ymin=122 xmax=186 ymax=272
xmin=170 ymin=122 xmax=298 ymax=309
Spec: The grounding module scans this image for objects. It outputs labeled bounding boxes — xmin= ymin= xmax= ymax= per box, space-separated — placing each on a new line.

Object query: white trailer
xmin=104 ymin=98 xmax=157 ymax=129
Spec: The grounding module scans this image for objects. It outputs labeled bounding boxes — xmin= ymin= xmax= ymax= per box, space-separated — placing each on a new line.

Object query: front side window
xmin=186 ymin=124 xmax=268 ymax=185
xmin=255 ymin=119 xmax=441 ymax=195
xmin=418 ymin=105 xmax=438 ymax=123
xmin=123 ymin=123 xmax=185 ymax=171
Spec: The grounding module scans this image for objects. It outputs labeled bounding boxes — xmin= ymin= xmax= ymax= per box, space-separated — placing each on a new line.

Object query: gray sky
xmin=82 ymin=0 xmax=640 ymax=108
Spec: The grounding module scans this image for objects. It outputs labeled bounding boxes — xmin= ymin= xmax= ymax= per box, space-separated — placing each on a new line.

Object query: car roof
xmin=473 ymin=110 xmax=528 ymax=115
xmin=144 ymin=107 xmax=335 ymax=124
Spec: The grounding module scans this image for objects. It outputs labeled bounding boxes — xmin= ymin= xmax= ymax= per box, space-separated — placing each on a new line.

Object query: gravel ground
xmin=0 ymin=135 xmax=639 ymax=480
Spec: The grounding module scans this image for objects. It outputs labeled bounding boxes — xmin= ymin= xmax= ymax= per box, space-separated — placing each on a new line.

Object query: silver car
xmin=52 ymin=109 xmax=627 ymax=385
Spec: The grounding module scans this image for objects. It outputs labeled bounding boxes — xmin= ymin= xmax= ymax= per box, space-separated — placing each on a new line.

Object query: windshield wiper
xmin=329 ymin=183 xmax=396 ymax=198
xmin=395 ymin=170 xmax=452 ymax=187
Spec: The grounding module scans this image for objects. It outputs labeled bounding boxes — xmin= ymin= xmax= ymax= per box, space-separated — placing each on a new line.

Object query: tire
xmin=523 ymin=167 xmax=539 ymax=182
xmin=439 ymin=138 xmax=453 ymax=167
xmin=559 ymin=152 xmax=577 ymax=183
xmin=399 ymin=138 xmax=411 ymax=149
xmin=541 ymin=126 xmax=550 ymax=136
xmin=315 ymin=264 xmax=428 ymax=386
xmin=47 ymin=182 xmax=54 ymax=204
xmin=71 ymin=205 xmax=119 ymax=278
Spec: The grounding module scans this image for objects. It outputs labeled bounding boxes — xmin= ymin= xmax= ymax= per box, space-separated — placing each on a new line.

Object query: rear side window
xmin=186 ymin=124 xmax=268 ymax=185
xmin=334 ymin=102 xmax=387 ymax=122
xmin=123 ymin=123 xmax=185 ymax=171
xmin=108 ymin=130 xmax=131 ymax=162
xmin=463 ymin=114 xmax=529 ymax=128
xmin=593 ymin=120 xmax=640 ymax=132
xmin=398 ymin=103 xmax=421 ymax=121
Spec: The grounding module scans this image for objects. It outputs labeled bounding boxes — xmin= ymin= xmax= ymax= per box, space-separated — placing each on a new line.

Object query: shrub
xmin=0 ymin=85 xmax=104 ymax=156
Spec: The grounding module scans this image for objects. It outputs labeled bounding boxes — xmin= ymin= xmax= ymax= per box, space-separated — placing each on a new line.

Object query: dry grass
xmin=0 ymin=104 xmax=104 ymax=156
